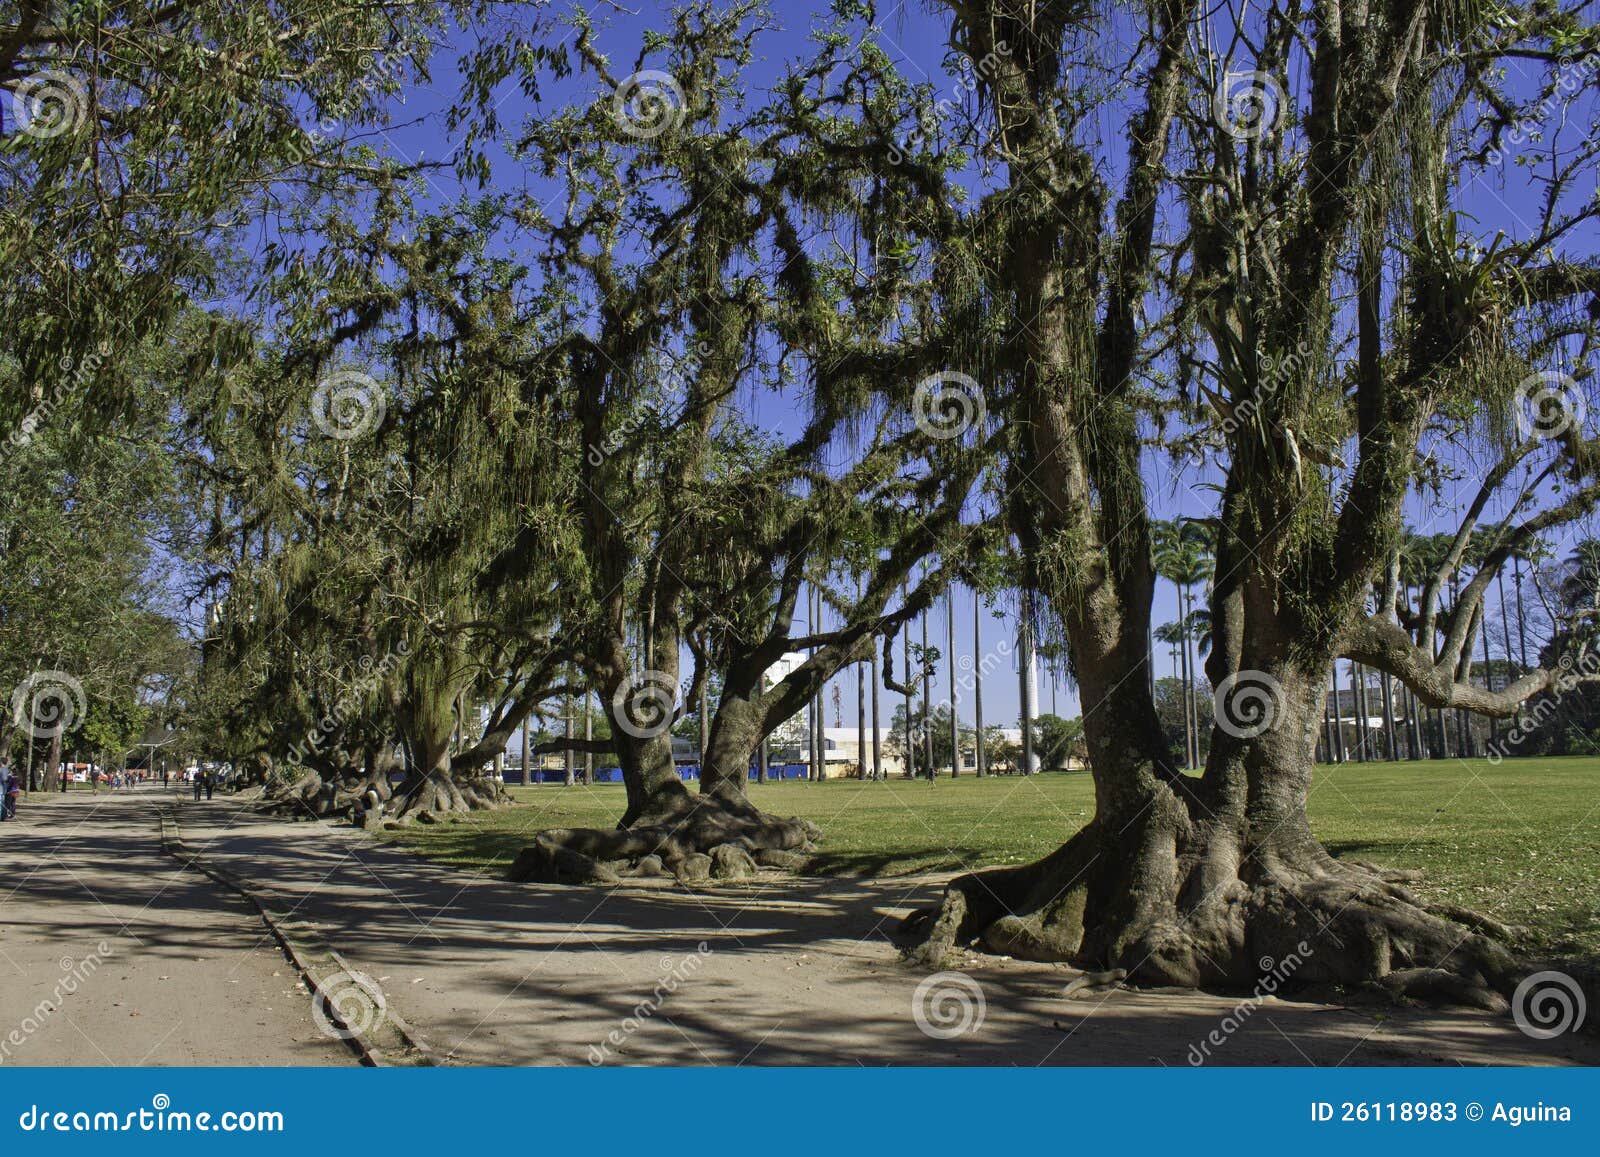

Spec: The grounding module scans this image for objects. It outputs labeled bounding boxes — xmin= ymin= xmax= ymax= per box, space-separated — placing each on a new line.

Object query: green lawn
xmin=387 ymin=756 xmax=1599 ymax=966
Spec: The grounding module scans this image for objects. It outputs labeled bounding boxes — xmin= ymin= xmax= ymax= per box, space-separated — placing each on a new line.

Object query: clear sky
xmin=240 ymin=1 xmax=1599 ymax=736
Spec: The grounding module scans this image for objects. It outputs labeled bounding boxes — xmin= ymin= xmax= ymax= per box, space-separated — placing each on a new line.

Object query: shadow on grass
xmin=393 ymin=826 xmax=992 ymax=882
xmin=805 ymin=846 xmax=991 ymax=878
xmin=1322 ymin=839 xmax=1420 ymax=860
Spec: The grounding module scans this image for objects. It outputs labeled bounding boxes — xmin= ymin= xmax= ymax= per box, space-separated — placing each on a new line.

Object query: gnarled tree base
xmin=259 ymin=767 xmax=393 ymax=822
xmin=509 ymin=791 xmax=819 ymax=885
xmin=903 ymin=823 xmax=1520 ymax=1010
xmin=385 ymin=769 xmax=511 ymax=825
xmin=260 ymin=767 xmax=510 ymax=827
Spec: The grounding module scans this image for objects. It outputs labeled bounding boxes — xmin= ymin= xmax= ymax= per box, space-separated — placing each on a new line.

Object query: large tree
xmin=910 ymin=0 xmax=1600 ymax=1004
xmin=505 ymin=2 xmax=997 ymax=881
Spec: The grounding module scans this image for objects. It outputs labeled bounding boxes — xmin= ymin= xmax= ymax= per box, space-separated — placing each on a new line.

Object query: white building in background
xmin=815 ymin=728 xmax=905 ymax=779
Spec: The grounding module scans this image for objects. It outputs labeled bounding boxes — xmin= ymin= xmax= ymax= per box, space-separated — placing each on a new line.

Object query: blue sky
xmin=274 ymin=1 xmax=1600 ymax=735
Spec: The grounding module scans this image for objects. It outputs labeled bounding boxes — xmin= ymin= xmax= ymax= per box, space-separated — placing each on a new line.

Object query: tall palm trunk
xmin=1018 ymin=592 xmax=1038 ymax=775
xmin=903 ymin=616 xmax=912 ymax=777
xmin=973 ymin=595 xmax=985 ymax=778
xmin=921 ymin=604 xmax=933 ymax=780
xmin=871 ymin=638 xmax=882 ymax=780
xmin=947 ymin=589 xmax=959 ymax=775
xmin=856 ymin=658 xmax=866 ymax=780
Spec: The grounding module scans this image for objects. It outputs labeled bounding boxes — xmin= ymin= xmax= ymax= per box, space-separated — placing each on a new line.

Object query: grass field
xmin=387 ymin=756 xmax=1600 ymax=966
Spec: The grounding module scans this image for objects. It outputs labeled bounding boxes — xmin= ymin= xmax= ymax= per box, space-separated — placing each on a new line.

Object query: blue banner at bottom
xmin=2 ymin=1067 xmax=1595 ymax=1155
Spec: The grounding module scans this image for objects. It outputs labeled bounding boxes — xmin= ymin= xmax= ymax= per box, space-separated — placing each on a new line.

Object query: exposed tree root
xmin=385 ymin=769 xmax=510 ymax=825
xmin=260 ymin=766 xmax=510 ymax=827
xmin=509 ymin=791 xmax=818 ymax=885
xmin=259 ymin=767 xmax=393 ymax=822
xmin=903 ymin=823 xmax=1523 ymax=1009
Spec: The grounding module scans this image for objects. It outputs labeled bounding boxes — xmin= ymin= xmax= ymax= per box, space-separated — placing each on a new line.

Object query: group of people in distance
xmin=0 ymin=762 xmax=214 ymax=822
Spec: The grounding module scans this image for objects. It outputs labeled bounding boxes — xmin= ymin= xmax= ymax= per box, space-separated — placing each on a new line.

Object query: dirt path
xmin=0 ymin=789 xmax=350 ymax=1066
xmin=163 ymin=793 xmax=1598 ymax=1067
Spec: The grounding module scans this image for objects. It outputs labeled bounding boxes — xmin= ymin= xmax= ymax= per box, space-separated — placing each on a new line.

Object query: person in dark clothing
xmin=192 ymin=772 xmax=203 ymax=801
xmin=203 ymin=770 xmax=214 ymax=800
xmin=0 ymin=763 xmax=16 ymax=820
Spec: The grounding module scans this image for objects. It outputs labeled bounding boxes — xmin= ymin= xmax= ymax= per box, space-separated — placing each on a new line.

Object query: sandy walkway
xmin=155 ymin=792 xmax=1598 ymax=1067
xmin=0 ymin=789 xmax=350 ymax=1066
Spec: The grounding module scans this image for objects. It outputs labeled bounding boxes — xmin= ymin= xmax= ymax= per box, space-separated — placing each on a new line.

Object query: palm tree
xmin=1154 ymin=621 xmax=1184 ymax=683
xmin=1154 ymin=521 xmax=1214 ymax=769
xmin=1153 ymin=619 xmax=1185 ymax=754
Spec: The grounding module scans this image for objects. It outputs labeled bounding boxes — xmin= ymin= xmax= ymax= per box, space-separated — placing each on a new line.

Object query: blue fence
xmin=501 ymin=763 xmax=813 ymax=784
xmin=500 ymin=767 xmax=625 ymax=785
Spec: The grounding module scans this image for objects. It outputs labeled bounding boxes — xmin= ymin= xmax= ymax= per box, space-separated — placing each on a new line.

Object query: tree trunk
xmin=1179 ymin=585 xmax=1195 ymax=768
xmin=516 ymin=664 xmax=819 ymax=885
xmin=1381 ymin=671 xmax=1398 ymax=760
xmin=260 ymin=754 xmax=397 ymax=821
xmin=972 ymin=595 xmax=985 ymax=778
xmin=40 ymin=733 xmax=61 ymax=792
xmin=902 ymin=622 xmax=913 ymax=776
xmin=920 ymin=604 xmax=933 ymax=780
xmin=857 ymin=659 xmax=867 ymax=780
xmin=946 ymin=590 xmax=959 ymax=776
xmin=387 ymin=682 xmax=510 ymax=822
xmin=1018 ymin=597 xmax=1037 ymax=775
xmin=909 ymin=656 xmax=1516 ymax=1003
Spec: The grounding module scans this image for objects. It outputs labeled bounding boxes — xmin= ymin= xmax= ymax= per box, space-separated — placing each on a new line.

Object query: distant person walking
xmin=192 ymin=771 xmax=203 ymax=801
xmin=1 ymin=763 xmax=19 ymax=821
xmin=203 ymin=769 xmax=214 ymax=800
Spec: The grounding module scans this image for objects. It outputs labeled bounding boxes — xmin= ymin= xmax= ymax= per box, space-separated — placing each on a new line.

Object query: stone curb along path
xmin=154 ymin=804 xmax=442 ymax=1068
